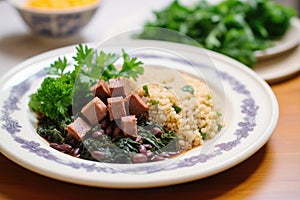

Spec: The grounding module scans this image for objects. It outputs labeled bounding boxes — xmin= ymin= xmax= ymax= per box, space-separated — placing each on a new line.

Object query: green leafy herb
xmin=139 ymin=0 xmax=296 ymax=67
xmin=72 ymin=44 xmax=93 ymax=75
xmin=76 ymin=48 xmax=144 ymax=82
xmin=164 ymin=85 xmax=172 ymax=89
xmin=115 ymin=137 xmax=140 ymax=153
xmin=181 ymin=85 xmax=194 ymax=95
xmin=160 ymin=130 xmax=179 ymax=152
xmin=92 ymin=51 xmax=120 ymax=82
xmin=138 ymin=124 xmax=179 ymax=153
xmin=119 ymin=49 xmax=144 ymax=81
xmin=143 ymin=85 xmax=150 ymax=96
xmin=218 ymin=124 xmax=223 ymax=132
xmin=150 ymin=99 xmax=160 ymax=105
xmin=46 ymin=57 xmax=68 ymax=76
xmin=29 ymin=75 xmax=74 ymax=121
xmin=172 ymin=104 xmax=182 ymax=113
xmin=37 ymin=126 xmax=65 ymax=144
xmin=73 ymin=44 xmax=93 ymax=65
xmin=201 ymin=132 xmax=207 ymax=140
xmin=80 ymin=123 xmax=180 ymax=163
xmin=82 ymin=136 xmax=133 ymax=164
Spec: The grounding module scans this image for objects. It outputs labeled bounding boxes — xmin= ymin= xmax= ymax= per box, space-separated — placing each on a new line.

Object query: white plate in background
xmin=254 ymin=44 xmax=300 ymax=84
xmin=255 ymin=18 xmax=300 ymax=60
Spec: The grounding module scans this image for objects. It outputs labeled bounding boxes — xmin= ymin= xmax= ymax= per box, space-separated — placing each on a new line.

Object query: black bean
xmin=152 ymin=127 xmax=162 ymax=137
xmin=71 ymin=148 xmax=80 ymax=157
xmin=50 ymin=143 xmax=73 ymax=153
xmin=50 ymin=142 xmax=59 ymax=149
xmin=68 ymin=139 xmax=76 ymax=146
xmin=113 ymin=126 xmax=121 ymax=138
xmin=138 ymin=145 xmax=147 ymax=154
xmin=131 ymin=153 xmax=148 ymax=163
xmin=58 ymin=143 xmax=73 ymax=153
xmin=145 ymin=150 xmax=154 ymax=158
xmin=158 ymin=152 xmax=170 ymax=158
xmin=168 ymin=151 xmax=180 ymax=156
xmin=105 ymin=123 xmax=114 ymax=136
xmin=135 ymin=135 xmax=142 ymax=142
xmin=143 ymin=144 xmax=152 ymax=150
xmin=100 ymin=118 xmax=109 ymax=128
xmin=91 ymin=150 xmax=107 ymax=160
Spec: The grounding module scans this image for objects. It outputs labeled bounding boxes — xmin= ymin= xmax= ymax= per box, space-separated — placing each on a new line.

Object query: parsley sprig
xmin=119 ymin=49 xmax=144 ymax=81
xmin=45 ymin=57 xmax=68 ymax=76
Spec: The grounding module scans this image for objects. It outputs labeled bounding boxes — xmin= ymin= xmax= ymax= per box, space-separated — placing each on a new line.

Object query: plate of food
xmin=0 ymin=40 xmax=278 ymax=188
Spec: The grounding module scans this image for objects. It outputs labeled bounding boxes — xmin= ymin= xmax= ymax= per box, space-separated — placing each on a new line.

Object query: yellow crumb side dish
xmin=25 ymin=0 xmax=99 ymax=10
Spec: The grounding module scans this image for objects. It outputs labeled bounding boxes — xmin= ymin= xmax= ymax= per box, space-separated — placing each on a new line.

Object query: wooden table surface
xmin=0 ymin=73 xmax=299 ymax=199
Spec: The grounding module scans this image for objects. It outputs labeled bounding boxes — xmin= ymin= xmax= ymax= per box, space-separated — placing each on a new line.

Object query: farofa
xmin=138 ymin=73 xmax=223 ymax=150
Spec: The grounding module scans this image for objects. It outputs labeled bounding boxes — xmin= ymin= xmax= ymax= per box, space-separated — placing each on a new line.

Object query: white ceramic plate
xmin=255 ymin=18 xmax=300 ymax=60
xmin=254 ymin=42 xmax=300 ymax=84
xmin=253 ymin=18 xmax=300 ymax=83
xmin=0 ymin=40 xmax=278 ymax=188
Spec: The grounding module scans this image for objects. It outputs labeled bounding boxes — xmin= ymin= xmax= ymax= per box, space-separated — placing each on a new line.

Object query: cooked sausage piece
xmin=109 ymin=78 xmax=132 ymax=97
xmin=81 ymin=97 xmax=107 ymax=125
xmin=90 ymin=80 xmax=111 ymax=102
xmin=107 ymin=97 xmax=127 ymax=121
xmin=66 ymin=117 xmax=91 ymax=141
xmin=125 ymin=92 xmax=148 ymax=117
xmin=121 ymin=115 xmax=137 ymax=137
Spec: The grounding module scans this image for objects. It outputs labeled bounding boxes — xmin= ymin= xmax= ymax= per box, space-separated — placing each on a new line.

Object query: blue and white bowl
xmin=8 ymin=0 xmax=100 ymax=37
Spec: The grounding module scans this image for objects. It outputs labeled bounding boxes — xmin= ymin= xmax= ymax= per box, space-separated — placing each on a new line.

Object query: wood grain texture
xmin=0 ymin=75 xmax=299 ymax=200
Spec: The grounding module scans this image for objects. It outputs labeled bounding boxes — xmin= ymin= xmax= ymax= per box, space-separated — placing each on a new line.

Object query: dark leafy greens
xmin=80 ymin=123 xmax=179 ymax=164
xmin=138 ymin=0 xmax=296 ymax=67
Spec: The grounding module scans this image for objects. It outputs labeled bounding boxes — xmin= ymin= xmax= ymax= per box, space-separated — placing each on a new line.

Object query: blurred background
xmin=1 ymin=0 xmax=300 ymax=77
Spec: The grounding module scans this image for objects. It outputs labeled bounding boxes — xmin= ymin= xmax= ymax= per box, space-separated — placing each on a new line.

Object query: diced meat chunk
xmin=125 ymin=92 xmax=148 ymax=117
xmin=107 ymin=97 xmax=127 ymax=121
xmin=66 ymin=117 xmax=91 ymax=141
xmin=90 ymin=80 xmax=111 ymax=102
xmin=81 ymin=97 xmax=107 ymax=125
xmin=109 ymin=78 xmax=132 ymax=97
xmin=121 ymin=115 xmax=137 ymax=137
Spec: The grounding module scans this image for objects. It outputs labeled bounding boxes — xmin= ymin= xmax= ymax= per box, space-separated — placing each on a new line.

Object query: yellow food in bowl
xmin=25 ymin=0 xmax=99 ymax=10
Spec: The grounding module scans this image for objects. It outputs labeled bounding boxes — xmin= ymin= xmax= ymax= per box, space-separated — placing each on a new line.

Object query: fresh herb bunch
xmin=29 ymin=44 xmax=144 ymax=121
xmin=138 ymin=0 xmax=296 ymax=67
